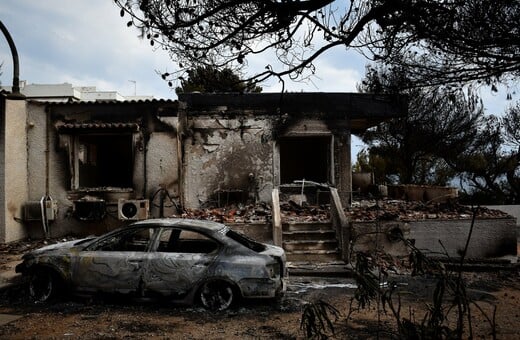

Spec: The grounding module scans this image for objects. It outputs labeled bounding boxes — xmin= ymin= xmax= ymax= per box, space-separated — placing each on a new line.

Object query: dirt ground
xmin=0 ymin=270 xmax=517 ymax=339
xmin=0 ymin=238 xmax=519 ymax=339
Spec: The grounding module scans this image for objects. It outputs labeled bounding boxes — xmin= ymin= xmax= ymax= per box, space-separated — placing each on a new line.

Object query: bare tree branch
xmin=115 ymin=0 xmax=520 ymax=89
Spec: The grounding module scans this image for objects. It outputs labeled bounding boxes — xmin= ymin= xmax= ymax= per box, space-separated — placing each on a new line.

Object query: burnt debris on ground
xmin=176 ymin=199 xmax=510 ymax=224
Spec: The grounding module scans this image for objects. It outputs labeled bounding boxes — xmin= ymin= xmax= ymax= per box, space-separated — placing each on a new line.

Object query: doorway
xmin=279 ymin=136 xmax=331 ymax=184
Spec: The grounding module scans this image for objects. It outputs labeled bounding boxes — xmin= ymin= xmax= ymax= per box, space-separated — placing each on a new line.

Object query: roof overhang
xmin=179 ymin=92 xmax=407 ymax=133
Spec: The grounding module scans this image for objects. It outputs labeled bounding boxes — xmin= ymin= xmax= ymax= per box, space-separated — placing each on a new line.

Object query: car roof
xmin=130 ymin=218 xmax=228 ymax=233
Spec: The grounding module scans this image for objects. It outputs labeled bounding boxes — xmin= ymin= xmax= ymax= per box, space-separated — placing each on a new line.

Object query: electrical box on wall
xmin=24 ymin=200 xmax=58 ymax=221
xmin=118 ymin=199 xmax=149 ymax=220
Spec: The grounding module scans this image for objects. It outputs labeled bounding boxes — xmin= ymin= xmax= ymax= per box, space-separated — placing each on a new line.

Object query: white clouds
xmin=478 ymin=84 xmax=519 ymax=116
xmin=0 ymin=0 xmax=174 ymax=98
xmin=264 ymin=65 xmax=361 ymax=93
xmin=0 ymin=0 xmax=516 ymax=112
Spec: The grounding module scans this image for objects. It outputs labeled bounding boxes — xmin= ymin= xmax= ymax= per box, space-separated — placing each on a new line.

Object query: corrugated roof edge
xmin=32 ymin=98 xmax=178 ymax=105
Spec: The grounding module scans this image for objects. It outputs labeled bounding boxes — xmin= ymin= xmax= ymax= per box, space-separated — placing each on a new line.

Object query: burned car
xmin=16 ymin=218 xmax=286 ymax=310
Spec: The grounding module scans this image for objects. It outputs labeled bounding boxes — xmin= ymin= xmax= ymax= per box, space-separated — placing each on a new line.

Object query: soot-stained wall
xmin=182 ymin=116 xmax=274 ymax=208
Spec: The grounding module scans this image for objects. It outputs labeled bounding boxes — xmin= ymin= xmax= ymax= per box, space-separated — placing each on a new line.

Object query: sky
xmin=0 ymin=1 xmax=517 ymax=156
xmin=0 ymin=0 xmax=367 ymax=99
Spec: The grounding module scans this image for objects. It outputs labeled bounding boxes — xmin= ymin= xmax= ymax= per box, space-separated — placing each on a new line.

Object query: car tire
xmin=199 ymin=280 xmax=235 ymax=311
xmin=29 ymin=268 xmax=60 ymax=303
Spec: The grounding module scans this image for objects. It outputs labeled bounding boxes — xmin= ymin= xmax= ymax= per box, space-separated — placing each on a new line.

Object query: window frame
xmin=68 ymin=132 xmax=138 ymax=190
xmin=154 ymin=227 xmax=221 ymax=254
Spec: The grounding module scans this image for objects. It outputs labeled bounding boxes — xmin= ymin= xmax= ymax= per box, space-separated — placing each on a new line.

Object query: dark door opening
xmin=280 ymin=136 xmax=330 ymax=184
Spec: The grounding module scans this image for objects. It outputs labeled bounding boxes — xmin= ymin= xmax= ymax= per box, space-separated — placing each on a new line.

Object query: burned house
xmin=0 ymin=92 xmax=405 ymax=243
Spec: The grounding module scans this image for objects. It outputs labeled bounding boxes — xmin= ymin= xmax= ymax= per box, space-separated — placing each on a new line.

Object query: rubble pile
xmin=347 ymin=199 xmax=511 ymax=222
xmin=280 ymin=201 xmax=330 ymax=222
xmin=177 ymin=199 xmax=510 ymax=224
xmin=178 ymin=203 xmax=272 ymax=224
xmin=177 ymin=200 xmax=331 ymax=223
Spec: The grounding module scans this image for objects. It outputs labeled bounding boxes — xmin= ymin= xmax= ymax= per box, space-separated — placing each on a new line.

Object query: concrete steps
xmin=283 ymin=239 xmax=338 ymax=252
xmin=283 ymin=222 xmax=332 ymax=232
xmin=282 ymin=230 xmax=337 ymax=241
xmin=282 ymin=222 xmax=342 ymax=263
xmin=287 ymin=261 xmax=354 ymax=277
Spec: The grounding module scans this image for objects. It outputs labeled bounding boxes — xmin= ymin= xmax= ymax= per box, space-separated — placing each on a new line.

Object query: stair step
xmin=286 ymin=251 xmax=342 ymax=262
xmin=283 ymin=240 xmax=338 ymax=251
xmin=283 ymin=230 xmax=336 ymax=241
xmin=287 ymin=261 xmax=353 ymax=277
xmin=280 ymin=221 xmax=342 ymax=263
xmin=286 ymin=249 xmax=340 ymax=255
xmin=282 ymin=222 xmax=333 ymax=232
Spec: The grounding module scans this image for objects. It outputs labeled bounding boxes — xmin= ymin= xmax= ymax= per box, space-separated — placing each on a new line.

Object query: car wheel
xmin=199 ymin=280 xmax=235 ymax=311
xmin=29 ymin=269 xmax=59 ymax=303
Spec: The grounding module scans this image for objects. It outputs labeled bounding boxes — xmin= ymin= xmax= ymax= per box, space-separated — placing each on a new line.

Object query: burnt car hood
xmin=16 ymin=238 xmax=95 ymax=274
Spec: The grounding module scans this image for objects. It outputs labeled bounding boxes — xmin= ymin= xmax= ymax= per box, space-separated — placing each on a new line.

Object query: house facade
xmin=0 ymin=92 xmax=405 ymax=243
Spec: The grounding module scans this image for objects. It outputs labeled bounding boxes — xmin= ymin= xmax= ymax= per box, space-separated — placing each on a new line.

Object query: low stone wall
xmin=485 ymin=205 xmax=520 ymax=226
xmin=346 ymin=217 xmax=517 ymax=260
xmin=410 ymin=218 xmax=517 ymax=259
xmin=229 ymin=217 xmax=517 ymax=262
xmin=350 ymin=221 xmax=411 ymax=257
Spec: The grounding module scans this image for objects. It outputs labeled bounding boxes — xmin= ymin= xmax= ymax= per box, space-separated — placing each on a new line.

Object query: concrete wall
xmin=25 ymin=103 xmax=117 ymax=237
xmin=183 ymin=116 xmax=274 ymax=208
xmin=26 ymin=102 xmax=76 ymax=237
xmin=0 ymin=97 xmax=29 ymax=242
xmin=351 ymin=221 xmax=411 ymax=257
xmin=345 ymin=217 xmax=517 ymax=261
xmin=0 ymin=99 xmax=4 ymax=241
xmin=20 ymin=102 xmax=180 ymax=239
xmin=486 ymin=205 xmax=520 ymax=226
xmin=410 ymin=218 xmax=517 ymax=259
xmin=146 ymin=128 xmax=180 ymax=217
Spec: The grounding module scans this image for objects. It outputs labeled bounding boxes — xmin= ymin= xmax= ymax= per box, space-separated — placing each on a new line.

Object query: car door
xmin=71 ymin=227 xmax=155 ymax=294
xmin=143 ymin=227 xmax=220 ymax=296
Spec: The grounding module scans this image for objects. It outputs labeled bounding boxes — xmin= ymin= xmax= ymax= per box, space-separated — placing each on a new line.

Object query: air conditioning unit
xmin=118 ymin=199 xmax=149 ymax=220
xmin=24 ymin=200 xmax=58 ymax=221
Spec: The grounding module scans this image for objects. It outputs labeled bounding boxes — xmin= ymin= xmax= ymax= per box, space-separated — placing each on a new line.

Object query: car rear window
xmin=226 ymin=230 xmax=266 ymax=252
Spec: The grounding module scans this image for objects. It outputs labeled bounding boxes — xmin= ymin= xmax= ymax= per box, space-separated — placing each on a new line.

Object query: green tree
xmin=358 ymin=64 xmax=483 ymax=185
xmin=454 ymin=104 xmax=520 ymax=204
xmin=352 ymin=149 xmax=389 ymax=185
xmin=174 ymin=66 xmax=262 ymax=94
xmin=116 ymin=0 xmax=519 ymax=89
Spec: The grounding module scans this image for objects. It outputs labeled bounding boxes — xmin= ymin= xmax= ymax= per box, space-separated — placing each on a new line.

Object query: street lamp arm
xmin=0 ymin=20 xmax=22 ymax=97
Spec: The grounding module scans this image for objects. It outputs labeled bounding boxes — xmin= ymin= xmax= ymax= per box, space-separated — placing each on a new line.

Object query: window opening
xmin=90 ymin=228 xmax=153 ymax=252
xmin=157 ymin=228 xmax=219 ymax=254
xmin=77 ymin=134 xmax=133 ymax=189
